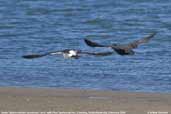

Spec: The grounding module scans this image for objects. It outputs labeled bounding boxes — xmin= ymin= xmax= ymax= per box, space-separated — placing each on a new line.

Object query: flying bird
xmin=22 ymin=49 xmax=113 ymax=59
xmin=84 ymin=33 xmax=156 ymax=55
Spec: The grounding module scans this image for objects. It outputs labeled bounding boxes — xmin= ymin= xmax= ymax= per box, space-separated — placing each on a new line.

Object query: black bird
xmin=84 ymin=33 xmax=156 ymax=55
xmin=22 ymin=49 xmax=113 ymax=59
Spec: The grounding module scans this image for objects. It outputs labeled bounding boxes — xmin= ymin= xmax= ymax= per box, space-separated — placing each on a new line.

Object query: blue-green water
xmin=0 ymin=0 xmax=171 ymax=92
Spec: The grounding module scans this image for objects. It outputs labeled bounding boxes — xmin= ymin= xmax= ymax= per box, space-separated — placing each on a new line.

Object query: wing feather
xmin=126 ymin=32 xmax=156 ymax=49
xmin=84 ymin=39 xmax=108 ymax=47
xmin=80 ymin=51 xmax=113 ymax=56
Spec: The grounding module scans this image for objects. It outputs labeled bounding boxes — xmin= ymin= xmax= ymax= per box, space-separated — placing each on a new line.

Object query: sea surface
xmin=0 ymin=0 xmax=171 ymax=93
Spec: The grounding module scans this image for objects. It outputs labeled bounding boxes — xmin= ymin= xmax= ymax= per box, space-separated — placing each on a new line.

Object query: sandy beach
xmin=0 ymin=87 xmax=170 ymax=114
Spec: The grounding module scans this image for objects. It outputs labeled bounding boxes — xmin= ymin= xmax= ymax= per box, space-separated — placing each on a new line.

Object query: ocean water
xmin=0 ymin=0 xmax=171 ymax=92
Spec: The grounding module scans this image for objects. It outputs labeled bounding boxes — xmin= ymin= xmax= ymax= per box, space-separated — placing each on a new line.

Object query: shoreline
xmin=0 ymin=87 xmax=170 ymax=114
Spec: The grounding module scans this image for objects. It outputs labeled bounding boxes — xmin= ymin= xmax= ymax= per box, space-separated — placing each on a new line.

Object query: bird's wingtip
xmin=146 ymin=32 xmax=157 ymax=39
xmin=84 ymin=38 xmax=90 ymax=42
xmin=84 ymin=38 xmax=94 ymax=45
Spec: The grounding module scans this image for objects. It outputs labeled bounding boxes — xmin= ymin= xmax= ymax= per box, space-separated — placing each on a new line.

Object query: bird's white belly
xmin=63 ymin=53 xmax=70 ymax=58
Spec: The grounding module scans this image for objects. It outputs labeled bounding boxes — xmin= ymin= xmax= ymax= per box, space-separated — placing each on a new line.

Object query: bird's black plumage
xmin=84 ymin=33 xmax=156 ymax=55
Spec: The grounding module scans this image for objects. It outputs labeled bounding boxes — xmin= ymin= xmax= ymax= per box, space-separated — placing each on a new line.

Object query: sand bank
xmin=0 ymin=87 xmax=170 ymax=114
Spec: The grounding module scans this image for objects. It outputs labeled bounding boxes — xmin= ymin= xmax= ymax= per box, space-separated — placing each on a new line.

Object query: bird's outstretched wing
xmin=22 ymin=53 xmax=49 ymax=59
xmin=84 ymin=39 xmax=109 ymax=47
xmin=79 ymin=51 xmax=113 ymax=56
xmin=22 ymin=50 xmax=62 ymax=59
xmin=126 ymin=32 xmax=156 ymax=49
